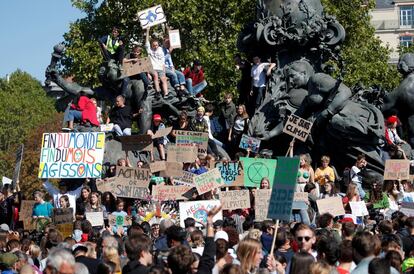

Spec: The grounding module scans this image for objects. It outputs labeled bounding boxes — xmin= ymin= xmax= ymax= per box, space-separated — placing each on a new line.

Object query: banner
xmin=13 ymin=144 xmax=24 ymax=187
xmin=116 ymin=166 xmax=151 ymax=188
xmin=119 ymin=135 xmax=152 ymax=151
xmin=239 ymin=134 xmax=261 ymax=153
xmin=52 ymin=208 xmax=73 ymax=225
xmin=255 ymin=189 xmax=271 ymax=221
xmin=220 ymin=190 xmax=250 ymax=210
xmin=152 ymin=127 xmax=172 ymax=139
xmin=149 ymin=161 xmax=166 ymax=173
xmin=85 ymin=212 xmax=104 ymax=227
xmin=240 ymin=157 xmax=277 ymax=188
xmin=19 ymin=200 xmax=36 ymax=221
xmin=215 ymin=161 xmax=244 ymax=186
xmin=316 ymin=197 xmax=345 ymax=217
xmin=108 ymin=214 xmax=132 ymax=226
xmin=193 ymin=168 xmax=224 ymax=195
xmin=137 ymin=5 xmax=167 ymax=29
xmin=268 ymin=157 xmax=300 ymax=221
xmin=123 ymin=57 xmax=153 ymax=77
xmin=169 ymin=29 xmax=181 ymax=49
xmin=176 ymin=130 xmax=209 ymax=155
xmin=96 ymin=178 xmax=150 ymax=199
xmin=160 ymin=162 xmax=184 ymax=178
xmin=167 ymin=144 xmax=198 ymax=163
xmin=179 ymin=200 xmax=222 ymax=227
xmin=152 ymin=185 xmax=192 ymax=201
xmin=283 ymin=114 xmax=313 ymax=142
xmin=349 ymin=201 xmax=369 ymax=216
xmin=384 ymin=159 xmax=410 ymax=180
xmin=38 ymin=132 xmax=105 ymax=179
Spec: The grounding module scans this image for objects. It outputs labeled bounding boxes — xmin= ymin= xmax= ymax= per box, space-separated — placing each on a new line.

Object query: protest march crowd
xmin=5 ymin=6 xmax=414 ymax=274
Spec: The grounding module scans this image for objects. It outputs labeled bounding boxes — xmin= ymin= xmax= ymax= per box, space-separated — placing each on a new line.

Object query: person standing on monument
xmin=250 ymin=56 xmax=276 ymax=114
xmin=99 ymin=26 xmax=125 ymax=64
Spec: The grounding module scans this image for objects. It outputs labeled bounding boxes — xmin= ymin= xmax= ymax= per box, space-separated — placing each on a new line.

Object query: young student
xmin=32 ymin=191 xmax=53 ymax=218
xmin=111 ymin=198 xmax=128 ymax=234
xmin=250 ymin=56 xmax=276 ymax=112
xmin=204 ymin=104 xmax=224 ymax=160
xmin=99 ymin=26 xmax=125 ymax=64
xmin=147 ymin=114 xmax=168 ymax=161
xmin=314 ymin=155 xmax=335 ymax=186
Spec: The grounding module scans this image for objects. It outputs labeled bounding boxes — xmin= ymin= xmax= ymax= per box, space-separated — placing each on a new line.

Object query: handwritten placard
xmin=293 ymin=192 xmax=308 ymax=202
xmin=349 ymin=201 xmax=369 ymax=216
xmin=239 ymin=134 xmax=261 ymax=153
xmin=215 ymin=161 xmax=244 ymax=187
xmin=169 ymin=29 xmax=181 ymax=49
xmin=119 ymin=135 xmax=153 ymax=152
xmin=100 ymin=123 xmax=114 ymax=132
xmin=283 ymin=114 xmax=313 ymax=142
xmin=167 ymin=144 xmax=198 ymax=163
xmin=96 ymin=177 xmax=150 ymax=199
xmin=255 ymin=189 xmax=271 ymax=221
xmin=137 ymin=5 xmax=167 ymax=29
xmin=316 ymin=197 xmax=345 ymax=217
xmin=179 ymin=200 xmax=222 ymax=227
xmin=38 ymin=132 xmax=105 ymax=178
xmin=149 ymin=161 xmax=166 ymax=173
xmin=116 ymin=166 xmax=151 ymax=188
xmin=85 ymin=212 xmax=104 ymax=227
xmin=52 ymin=208 xmax=73 ymax=225
xmin=123 ymin=57 xmax=153 ymax=77
xmin=193 ymin=168 xmax=224 ymax=195
xmin=220 ymin=190 xmax=251 ymax=210
xmin=176 ymin=130 xmax=209 ymax=155
xmin=152 ymin=185 xmax=191 ymax=201
xmin=108 ymin=214 xmax=132 ymax=226
xmin=384 ymin=159 xmax=410 ymax=180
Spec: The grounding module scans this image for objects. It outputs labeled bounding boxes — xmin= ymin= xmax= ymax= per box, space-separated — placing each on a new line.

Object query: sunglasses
xmin=297 ymin=236 xmax=312 ymax=242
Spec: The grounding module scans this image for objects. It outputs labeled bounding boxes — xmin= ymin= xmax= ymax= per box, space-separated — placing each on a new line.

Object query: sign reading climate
xmin=38 ymin=132 xmax=105 ymax=179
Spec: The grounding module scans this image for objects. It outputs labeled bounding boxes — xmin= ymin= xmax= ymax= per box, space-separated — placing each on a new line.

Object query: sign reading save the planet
xmin=38 ymin=132 xmax=105 ymax=179
xmin=283 ymin=114 xmax=313 ymax=142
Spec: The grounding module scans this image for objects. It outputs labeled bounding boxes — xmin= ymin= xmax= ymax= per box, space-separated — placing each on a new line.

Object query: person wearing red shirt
xmin=66 ymin=92 xmax=99 ymax=130
xmin=183 ymin=60 xmax=208 ymax=96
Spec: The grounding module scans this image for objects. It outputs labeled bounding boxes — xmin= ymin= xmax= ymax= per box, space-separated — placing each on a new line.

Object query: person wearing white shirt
xmin=250 ymin=56 xmax=276 ymax=110
xmin=43 ymin=181 xmax=82 ymax=214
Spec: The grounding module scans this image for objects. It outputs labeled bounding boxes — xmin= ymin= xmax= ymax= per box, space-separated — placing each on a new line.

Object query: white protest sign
xmin=282 ymin=114 xmax=313 ymax=142
xmin=85 ymin=212 xmax=104 ymax=227
xmin=2 ymin=177 xmax=12 ymax=185
xmin=349 ymin=201 xmax=369 ymax=216
xmin=316 ymin=197 xmax=345 ymax=217
xmin=255 ymin=189 xmax=271 ymax=222
xmin=137 ymin=5 xmax=167 ymax=29
xmin=169 ymin=29 xmax=181 ymax=49
xmin=179 ymin=200 xmax=222 ymax=227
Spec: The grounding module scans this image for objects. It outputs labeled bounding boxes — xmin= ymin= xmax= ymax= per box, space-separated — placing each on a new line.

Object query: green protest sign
xmin=267 ymin=157 xmax=300 ymax=221
xmin=240 ymin=157 xmax=277 ymax=187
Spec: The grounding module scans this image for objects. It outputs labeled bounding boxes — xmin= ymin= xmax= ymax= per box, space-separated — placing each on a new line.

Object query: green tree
xmin=62 ymin=0 xmax=255 ymax=99
xmin=322 ymin=0 xmax=400 ymax=90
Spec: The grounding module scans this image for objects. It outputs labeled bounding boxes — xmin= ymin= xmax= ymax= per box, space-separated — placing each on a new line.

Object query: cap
xmin=0 ymin=253 xmax=18 ymax=268
xmin=153 ymin=114 xmax=162 ymax=121
xmin=387 ymin=115 xmax=398 ymax=124
xmin=0 ymin=224 xmax=10 ymax=232
xmin=213 ymin=220 xmax=224 ymax=228
xmin=214 ymin=230 xmax=229 ymax=242
xmin=339 ymin=214 xmax=357 ymax=224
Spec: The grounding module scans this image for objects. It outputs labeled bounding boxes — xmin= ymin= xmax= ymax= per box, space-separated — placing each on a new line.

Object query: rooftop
xmin=376 ymin=0 xmax=394 ymax=8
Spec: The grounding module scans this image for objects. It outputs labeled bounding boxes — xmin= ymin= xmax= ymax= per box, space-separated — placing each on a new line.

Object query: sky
xmin=0 ymin=1 xmax=83 ymax=82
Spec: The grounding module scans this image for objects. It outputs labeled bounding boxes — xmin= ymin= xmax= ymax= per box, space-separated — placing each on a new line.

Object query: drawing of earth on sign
xmin=247 ymin=162 xmax=269 ymax=186
xmin=146 ymin=11 xmax=157 ymax=22
xmin=193 ymin=209 xmax=208 ymax=224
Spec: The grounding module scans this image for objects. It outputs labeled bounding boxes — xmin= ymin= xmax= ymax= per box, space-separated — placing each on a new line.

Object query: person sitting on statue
xmin=65 ymin=91 xmax=100 ymax=131
xmin=99 ymin=26 xmax=125 ymax=64
xmin=250 ymin=56 xmax=276 ymax=113
xmin=385 ymin=115 xmax=407 ymax=157
xmin=183 ymin=60 xmax=208 ymax=96
xmin=123 ymin=44 xmax=150 ymax=91
xmin=147 ymin=114 xmax=167 ymax=161
xmin=162 ymin=35 xmax=186 ymax=94
xmin=107 ymin=95 xmax=136 ymax=136
xmin=145 ymin=27 xmax=169 ymax=97
xmin=189 ymin=106 xmax=209 ymax=133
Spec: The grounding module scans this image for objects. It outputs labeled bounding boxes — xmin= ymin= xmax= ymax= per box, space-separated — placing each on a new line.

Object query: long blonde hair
xmin=103 ymin=246 xmax=121 ymax=273
xmin=236 ymin=239 xmax=262 ymax=274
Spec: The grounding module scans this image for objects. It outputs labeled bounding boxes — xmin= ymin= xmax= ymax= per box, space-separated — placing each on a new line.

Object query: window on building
xmin=401 ymin=6 xmax=413 ymax=27
xmin=400 ymin=36 xmax=413 ymax=47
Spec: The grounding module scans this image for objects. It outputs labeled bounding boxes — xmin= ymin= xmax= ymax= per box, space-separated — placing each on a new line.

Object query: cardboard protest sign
xmin=152 ymin=185 xmax=191 ymax=201
xmin=123 ymin=57 xmax=153 ymax=77
xmin=349 ymin=201 xmax=369 ymax=216
xmin=384 ymin=159 xmax=410 ymax=180
xmin=239 ymin=134 xmax=261 ymax=154
xmin=255 ymin=189 xmax=272 ymax=221
xmin=13 ymin=144 xmax=24 ymax=187
xmin=137 ymin=5 xmax=167 ymax=29
xmin=150 ymin=161 xmax=166 ymax=173
xmin=38 ymin=132 xmax=105 ymax=179
xmin=53 ymin=208 xmax=73 ymax=225
xmin=57 ymin=223 xmax=73 ymax=238
xmin=85 ymin=212 xmax=104 ymax=227
xmin=23 ymin=217 xmax=50 ymax=231
xmin=400 ymin=202 xmax=414 ymax=217
xmin=179 ymin=200 xmax=222 ymax=227
xmin=193 ymin=168 xmax=224 ymax=195
xmin=293 ymin=192 xmax=308 ymax=202
xmin=160 ymin=162 xmax=184 ymax=178
xmin=283 ymin=114 xmax=313 ymax=142
xmin=220 ymin=190 xmax=251 ymax=210
xmin=100 ymin=123 xmax=114 ymax=132
xmin=19 ymin=200 xmax=36 ymax=221
xmin=316 ymin=197 xmax=345 ymax=217
xmin=119 ymin=135 xmax=153 ymax=152
xmin=116 ymin=166 xmax=151 ymax=188
xmin=152 ymin=127 xmax=172 ymax=139
xmin=268 ymin=157 xmax=300 ymax=221
xmin=169 ymin=29 xmax=181 ymax=49
xmin=108 ymin=214 xmax=132 ymax=226
xmin=2 ymin=177 xmax=12 ymax=185
xmin=215 ymin=161 xmax=244 ymax=187
xmin=96 ymin=177 xmax=150 ymax=199
xmin=240 ymin=157 xmax=277 ymax=188
xmin=167 ymin=144 xmax=198 ymax=163
xmin=176 ymin=130 xmax=209 ymax=155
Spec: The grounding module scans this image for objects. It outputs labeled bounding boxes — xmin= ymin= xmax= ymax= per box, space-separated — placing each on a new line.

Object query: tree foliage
xmin=322 ymin=0 xmax=400 ymax=90
xmin=0 ymin=71 xmax=61 ymax=197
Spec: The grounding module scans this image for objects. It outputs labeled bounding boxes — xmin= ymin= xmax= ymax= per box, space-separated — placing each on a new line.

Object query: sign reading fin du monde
xmin=38 ymin=132 xmax=105 ymax=179
xmin=267 ymin=157 xmax=300 ymax=221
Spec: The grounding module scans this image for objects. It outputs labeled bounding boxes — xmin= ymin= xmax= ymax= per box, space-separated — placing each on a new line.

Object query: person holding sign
xmin=162 ymin=36 xmax=186 ymax=94
xmin=111 ymin=198 xmax=128 ymax=234
xmin=85 ymin=192 xmax=108 ymax=220
xmin=147 ymin=114 xmax=167 ymax=161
